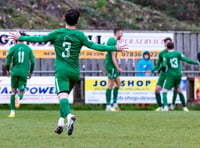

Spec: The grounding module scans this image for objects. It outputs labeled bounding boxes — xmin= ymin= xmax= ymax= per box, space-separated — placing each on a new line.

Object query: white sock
xmin=67 ymin=113 xmax=73 ymax=120
xmin=10 ymin=110 xmax=15 ymax=114
xmin=106 ymin=105 xmax=111 ymax=110
xmin=57 ymin=117 xmax=64 ymax=127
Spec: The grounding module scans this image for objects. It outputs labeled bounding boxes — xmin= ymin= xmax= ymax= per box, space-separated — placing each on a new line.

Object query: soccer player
xmin=9 ymin=9 xmax=127 ymax=135
xmin=162 ymin=42 xmax=200 ymax=111
xmin=105 ymin=28 xmax=123 ymax=111
xmin=6 ymin=31 xmax=35 ymax=118
xmin=151 ymin=37 xmax=178 ymax=111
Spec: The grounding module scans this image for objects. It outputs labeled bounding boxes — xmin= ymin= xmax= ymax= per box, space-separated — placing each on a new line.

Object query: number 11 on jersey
xmin=18 ymin=51 xmax=24 ymax=63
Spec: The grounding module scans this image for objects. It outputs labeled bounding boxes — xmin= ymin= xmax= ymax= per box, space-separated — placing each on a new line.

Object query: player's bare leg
xmin=113 ymin=77 xmax=121 ymax=111
xmin=155 ymin=85 xmax=163 ymax=111
xmin=15 ymin=90 xmax=24 ymax=109
xmin=55 ymin=92 xmax=76 ymax=135
xmin=8 ymin=88 xmax=17 ymax=117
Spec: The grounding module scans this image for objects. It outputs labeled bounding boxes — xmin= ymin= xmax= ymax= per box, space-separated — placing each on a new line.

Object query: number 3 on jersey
xmin=62 ymin=42 xmax=71 ymax=58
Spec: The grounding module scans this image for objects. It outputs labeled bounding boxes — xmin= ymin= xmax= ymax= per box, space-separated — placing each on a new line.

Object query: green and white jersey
xmin=6 ymin=43 xmax=35 ymax=77
xmin=151 ymin=49 xmax=168 ymax=75
xmin=105 ymin=37 xmax=117 ymax=69
xmin=19 ymin=28 xmax=117 ymax=75
xmin=163 ymin=50 xmax=199 ymax=77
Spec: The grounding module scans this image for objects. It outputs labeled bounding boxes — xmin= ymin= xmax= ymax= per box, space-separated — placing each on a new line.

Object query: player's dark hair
xmin=65 ymin=9 xmax=80 ymax=26
xmin=163 ymin=37 xmax=172 ymax=43
xmin=114 ymin=28 xmax=123 ymax=35
xmin=167 ymin=42 xmax=174 ymax=50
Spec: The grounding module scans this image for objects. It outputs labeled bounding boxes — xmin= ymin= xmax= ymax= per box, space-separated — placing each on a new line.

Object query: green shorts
xmin=106 ymin=67 xmax=120 ymax=79
xmin=156 ymin=73 xmax=167 ymax=87
xmin=11 ymin=75 xmax=27 ymax=91
xmin=55 ymin=71 xmax=80 ymax=94
xmin=164 ymin=76 xmax=181 ymax=90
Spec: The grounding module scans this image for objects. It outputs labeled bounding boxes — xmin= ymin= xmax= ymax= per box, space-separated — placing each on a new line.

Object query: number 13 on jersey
xmin=62 ymin=42 xmax=71 ymax=58
xmin=170 ymin=58 xmax=178 ymax=68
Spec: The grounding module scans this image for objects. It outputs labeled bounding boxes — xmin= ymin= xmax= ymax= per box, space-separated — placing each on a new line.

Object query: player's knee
xmin=108 ymin=82 xmax=114 ymax=89
xmin=58 ymin=92 xmax=69 ymax=99
xmin=108 ymin=85 xmax=113 ymax=89
xmin=11 ymin=92 xmax=16 ymax=95
xmin=116 ymin=84 xmax=120 ymax=88
xmin=155 ymin=87 xmax=161 ymax=93
xmin=177 ymin=88 xmax=182 ymax=93
xmin=11 ymin=89 xmax=17 ymax=95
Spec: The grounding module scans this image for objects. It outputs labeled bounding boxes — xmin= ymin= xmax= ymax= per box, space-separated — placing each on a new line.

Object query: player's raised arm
xmin=9 ymin=31 xmax=55 ymax=43
xmin=162 ymin=56 xmax=167 ymax=67
xmin=5 ymin=47 xmax=14 ymax=76
xmin=82 ymin=35 xmax=128 ymax=52
xmin=180 ymin=54 xmax=199 ymax=65
xmin=160 ymin=55 xmax=167 ymax=73
xmin=151 ymin=56 xmax=161 ymax=72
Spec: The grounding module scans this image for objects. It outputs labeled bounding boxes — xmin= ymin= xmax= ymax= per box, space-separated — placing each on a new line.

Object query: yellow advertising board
xmin=0 ymin=49 xmax=160 ymax=59
xmin=194 ymin=77 xmax=200 ymax=103
xmin=85 ymin=76 xmax=187 ymax=104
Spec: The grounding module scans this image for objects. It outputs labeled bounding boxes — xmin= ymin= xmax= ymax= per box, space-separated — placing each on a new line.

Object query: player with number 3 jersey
xmin=9 ymin=9 xmax=128 ymax=136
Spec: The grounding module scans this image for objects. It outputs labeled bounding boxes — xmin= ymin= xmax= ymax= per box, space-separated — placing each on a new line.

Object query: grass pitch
xmin=0 ymin=110 xmax=200 ymax=148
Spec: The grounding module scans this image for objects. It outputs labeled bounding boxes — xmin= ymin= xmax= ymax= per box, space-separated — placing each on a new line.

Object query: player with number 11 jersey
xmin=6 ymin=32 xmax=35 ymax=117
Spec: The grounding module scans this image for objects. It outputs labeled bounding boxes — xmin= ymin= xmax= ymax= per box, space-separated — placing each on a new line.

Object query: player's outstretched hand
xmin=145 ymin=71 xmax=151 ymax=76
xmin=118 ymin=68 xmax=123 ymax=73
xmin=9 ymin=31 xmax=20 ymax=40
xmin=117 ymin=44 xmax=128 ymax=51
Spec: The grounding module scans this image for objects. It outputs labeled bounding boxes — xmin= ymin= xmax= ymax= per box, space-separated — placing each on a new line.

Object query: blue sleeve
xmin=149 ymin=61 xmax=153 ymax=70
xmin=136 ymin=60 xmax=144 ymax=76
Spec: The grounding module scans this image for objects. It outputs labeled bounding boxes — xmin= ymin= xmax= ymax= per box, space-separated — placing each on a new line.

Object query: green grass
xmin=1 ymin=110 xmax=200 ymax=148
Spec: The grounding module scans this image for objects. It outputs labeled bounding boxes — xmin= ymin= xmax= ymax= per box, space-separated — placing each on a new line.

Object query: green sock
xmin=18 ymin=94 xmax=23 ymax=100
xmin=162 ymin=92 xmax=168 ymax=106
xmin=155 ymin=93 xmax=162 ymax=107
xmin=113 ymin=87 xmax=119 ymax=104
xmin=179 ymin=93 xmax=186 ymax=107
xmin=59 ymin=99 xmax=71 ymax=118
xmin=106 ymin=89 xmax=112 ymax=105
xmin=10 ymin=95 xmax=15 ymax=110
xmin=172 ymin=91 xmax=178 ymax=105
